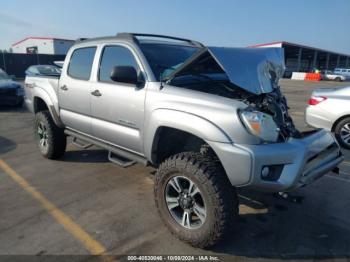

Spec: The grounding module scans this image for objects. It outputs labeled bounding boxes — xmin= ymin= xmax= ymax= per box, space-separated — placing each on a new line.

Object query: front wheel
xmin=34 ymin=110 xmax=66 ymax=159
xmin=154 ymin=152 xmax=238 ymax=248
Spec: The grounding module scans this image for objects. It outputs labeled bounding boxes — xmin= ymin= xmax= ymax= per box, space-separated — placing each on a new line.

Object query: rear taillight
xmin=308 ymin=96 xmax=327 ymax=105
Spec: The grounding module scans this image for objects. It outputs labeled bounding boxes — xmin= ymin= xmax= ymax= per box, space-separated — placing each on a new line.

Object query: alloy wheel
xmin=165 ymin=175 xmax=206 ymax=229
xmin=340 ymin=123 xmax=350 ymax=146
xmin=37 ymin=121 xmax=49 ymax=154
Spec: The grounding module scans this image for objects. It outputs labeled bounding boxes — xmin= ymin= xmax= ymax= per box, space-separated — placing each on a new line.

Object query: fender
xmin=144 ymin=109 xmax=232 ymax=162
xmin=33 ymin=87 xmax=64 ymax=128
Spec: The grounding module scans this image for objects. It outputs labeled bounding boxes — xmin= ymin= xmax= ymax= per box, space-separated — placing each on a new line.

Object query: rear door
xmin=90 ymin=44 xmax=146 ymax=154
xmin=58 ymin=46 xmax=97 ymax=135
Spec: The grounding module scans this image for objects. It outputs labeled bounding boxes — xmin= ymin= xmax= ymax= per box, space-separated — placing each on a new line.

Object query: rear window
xmin=68 ymin=47 xmax=96 ymax=80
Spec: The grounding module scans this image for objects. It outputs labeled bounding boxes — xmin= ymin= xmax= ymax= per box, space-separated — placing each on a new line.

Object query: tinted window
xmin=140 ymin=43 xmax=199 ymax=80
xmin=99 ymin=46 xmax=138 ymax=83
xmin=68 ymin=47 xmax=96 ymax=80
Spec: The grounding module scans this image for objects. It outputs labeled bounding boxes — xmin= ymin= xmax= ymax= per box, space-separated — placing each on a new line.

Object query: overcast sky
xmin=1 ymin=0 xmax=349 ymax=54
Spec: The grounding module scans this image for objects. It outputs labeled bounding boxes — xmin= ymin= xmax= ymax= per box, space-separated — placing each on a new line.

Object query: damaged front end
xmin=165 ymin=46 xmax=301 ymax=141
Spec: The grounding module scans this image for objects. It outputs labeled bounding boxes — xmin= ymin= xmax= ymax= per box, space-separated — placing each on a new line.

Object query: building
xmin=250 ymin=41 xmax=350 ymax=77
xmin=12 ymin=37 xmax=75 ymax=55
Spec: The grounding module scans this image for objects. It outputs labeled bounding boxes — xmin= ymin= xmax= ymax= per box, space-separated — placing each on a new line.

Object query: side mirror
xmin=110 ymin=66 xmax=138 ymax=84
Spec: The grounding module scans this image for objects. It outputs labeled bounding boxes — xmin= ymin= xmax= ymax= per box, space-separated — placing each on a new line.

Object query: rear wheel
xmin=334 ymin=117 xmax=350 ymax=149
xmin=34 ymin=110 xmax=66 ymax=159
xmin=335 ymin=77 xmax=342 ymax=82
xmin=154 ymin=152 xmax=238 ymax=248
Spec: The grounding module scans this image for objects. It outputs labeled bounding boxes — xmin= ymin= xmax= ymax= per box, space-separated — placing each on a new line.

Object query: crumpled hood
xmin=166 ymin=46 xmax=285 ymax=95
xmin=0 ymin=79 xmax=20 ymax=89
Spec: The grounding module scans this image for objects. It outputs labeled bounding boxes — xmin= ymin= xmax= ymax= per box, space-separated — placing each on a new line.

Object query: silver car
xmin=306 ymin=86 xmax=350 ymax=149
xmin=24 ymin=33 xmax=344 ymax=248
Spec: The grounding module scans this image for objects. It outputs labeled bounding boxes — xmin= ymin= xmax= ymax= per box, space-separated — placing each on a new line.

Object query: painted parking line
xmin=0 ymin=159 xmax=117 ymax=260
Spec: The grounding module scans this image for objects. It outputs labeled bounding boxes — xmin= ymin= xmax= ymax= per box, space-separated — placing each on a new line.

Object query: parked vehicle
xmin=24 ymin=33 xmax=344 ymax=248
xmin=25 ymin=65 xmax=61 ymax=77
xmin=321 ymin=70 xmax=346 ymax=82
xmin=0 ymin=69 xmax=24 ymax=107
xmin=333 ymin=68 xmax=350 ymax=80
xmin=306 ymin=86 xmax=350 ymax=149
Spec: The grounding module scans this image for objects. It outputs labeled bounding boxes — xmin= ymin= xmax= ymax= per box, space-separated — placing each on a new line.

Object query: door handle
xmin=91 ymin=90 xmax=102 ymax=97
xmin=60 ymin=85 xmax=68 ymax=91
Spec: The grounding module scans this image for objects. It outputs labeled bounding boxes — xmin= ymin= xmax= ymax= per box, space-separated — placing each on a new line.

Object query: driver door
xmin=90 ymin=45 xmax=146 ymax=153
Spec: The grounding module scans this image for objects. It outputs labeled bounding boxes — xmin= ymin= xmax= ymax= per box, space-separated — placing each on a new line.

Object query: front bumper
xmin=210 ymin=129 xmax=343 ymax=192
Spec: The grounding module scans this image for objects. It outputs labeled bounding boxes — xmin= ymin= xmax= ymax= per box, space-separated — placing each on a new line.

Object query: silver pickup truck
xmin=24 ymin=33 xmax=343 ymax=248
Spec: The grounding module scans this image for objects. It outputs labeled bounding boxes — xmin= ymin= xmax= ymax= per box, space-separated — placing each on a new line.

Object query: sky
xmin=1 ymin=0 xmax=349 ymax=54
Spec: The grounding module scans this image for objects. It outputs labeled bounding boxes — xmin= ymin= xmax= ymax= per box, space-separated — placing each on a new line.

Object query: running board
xmin=108 ymin=151 xmax=135 ymax=168
xmin=72 ymin=137 xmax=93 ymax=149
xmin=64 ymin=129 xmax=148 ymax=166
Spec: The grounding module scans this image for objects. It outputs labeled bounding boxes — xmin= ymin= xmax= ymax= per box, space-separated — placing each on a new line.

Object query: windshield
xmin=139 ymin=43 xmax=199 ymax=80
xmin=0 ymin=69 xmax=10 ymax=80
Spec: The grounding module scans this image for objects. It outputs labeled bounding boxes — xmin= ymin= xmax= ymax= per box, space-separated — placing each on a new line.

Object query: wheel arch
xmin=145 ymin=109 xmax=231 ymax=165
xmin=33 ymin=93 xmax=64 ymax=128
xmin=331 ymin=114 xmax=350 ymax=132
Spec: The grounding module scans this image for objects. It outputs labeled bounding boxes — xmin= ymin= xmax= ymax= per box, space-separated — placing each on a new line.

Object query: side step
xmin=64 ymin=129 xmax=148 ymax=167
xmin=72 ymin=137 xmax=93 ymax=149
xmin=108 ymin=151 xmax=135 ymax=168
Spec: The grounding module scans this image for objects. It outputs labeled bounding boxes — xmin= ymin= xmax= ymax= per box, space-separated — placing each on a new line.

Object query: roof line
xmin=249 ymin=41 xmax=350 ymax=57
xmin=12 ymin=37 xmax=75 ymax=47
xmin=248 ymin=41 xmax=283 ymax=48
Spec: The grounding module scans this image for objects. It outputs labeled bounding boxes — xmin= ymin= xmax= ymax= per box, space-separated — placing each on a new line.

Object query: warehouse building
xmin=12 ymin=37 xmax=74 ymax=55
xmin=250 ymin=41 xmax=350 ymax=77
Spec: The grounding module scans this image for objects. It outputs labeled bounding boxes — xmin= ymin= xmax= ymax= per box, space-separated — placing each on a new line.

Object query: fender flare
xmin=144 ymin=109 xmax=232 ymax=162
xmin=33 ymin=88 xmax=64 ymax=128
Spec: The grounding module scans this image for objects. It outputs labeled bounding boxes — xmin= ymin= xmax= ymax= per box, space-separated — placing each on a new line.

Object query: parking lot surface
xmin=0 ymin=79 xmax=350 ymax=260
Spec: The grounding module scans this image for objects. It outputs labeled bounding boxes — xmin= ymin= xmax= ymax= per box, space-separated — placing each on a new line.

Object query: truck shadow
xmin=212 ymin=188 xmax=350 ymax=259
xmin=62 ymin=149 xmax=110 ymax=163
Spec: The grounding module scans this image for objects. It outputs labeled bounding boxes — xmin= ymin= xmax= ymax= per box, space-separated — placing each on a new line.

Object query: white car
xmin=306 ymin=86 xmax=350 ymax=149
xmin=321 ymin=70 xmax=346 ymax=82
xmin=334 ymin=68 xmax=350 ymax=80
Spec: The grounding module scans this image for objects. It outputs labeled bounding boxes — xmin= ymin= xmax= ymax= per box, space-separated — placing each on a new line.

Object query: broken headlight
xmin=239 ymin=110 xmax=279 ymax=142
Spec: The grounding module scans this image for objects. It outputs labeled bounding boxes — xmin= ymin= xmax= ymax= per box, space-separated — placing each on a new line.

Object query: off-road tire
xmin=34 ymin=110 xmax=66 ymax=159
xmin=154 ymin=152 xmax=238 ymax=248
xmin=334 ymin=117 xmax=350 ymax=149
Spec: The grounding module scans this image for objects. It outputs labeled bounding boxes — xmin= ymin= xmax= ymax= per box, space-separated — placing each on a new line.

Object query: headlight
xmin=239 ymin=110 xmax=279 ymax=142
